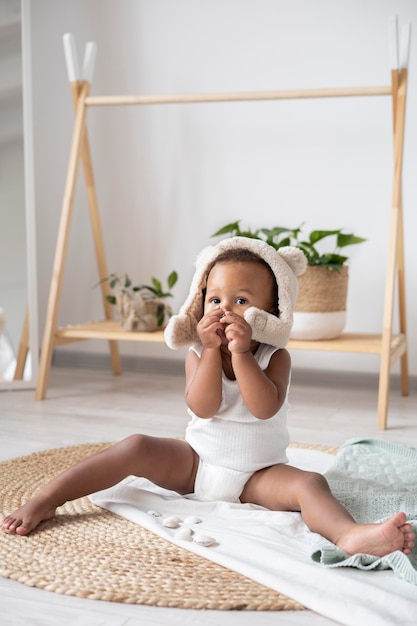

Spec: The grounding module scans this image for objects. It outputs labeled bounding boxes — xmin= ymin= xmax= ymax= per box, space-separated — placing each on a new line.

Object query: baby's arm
xmin=184 ymin=308 xmax=225 ymax=418
xmin=185 ymin=348 xmax=222 ymax=417
xmin=232 ymin=347 xmax=291 ymax=420
xmin=220 ymin=309 xmax=291 ymax=419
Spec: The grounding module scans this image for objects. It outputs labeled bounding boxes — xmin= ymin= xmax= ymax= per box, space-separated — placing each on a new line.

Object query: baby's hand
xmin=196 ymin=307 xmax=225 ymax=348
xmin=220 ymin=310 xmax=252 ymax=353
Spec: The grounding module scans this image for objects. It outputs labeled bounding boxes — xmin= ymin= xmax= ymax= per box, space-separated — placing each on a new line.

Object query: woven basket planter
xmin=115 ymin=290 xmax=172 ymax=332
xmin=290 ymin=266 xmax=348 ymax=340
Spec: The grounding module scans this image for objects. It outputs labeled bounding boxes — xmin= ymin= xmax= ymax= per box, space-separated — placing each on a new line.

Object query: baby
xmin=2 ymin=237 xmax=414 ymax=559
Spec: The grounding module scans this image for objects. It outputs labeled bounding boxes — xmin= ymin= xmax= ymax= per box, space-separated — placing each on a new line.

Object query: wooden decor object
xmin=35 ymin=20 xmax=411 ymax=431
xmin=13 ymin=308 xmax=29 ymax=380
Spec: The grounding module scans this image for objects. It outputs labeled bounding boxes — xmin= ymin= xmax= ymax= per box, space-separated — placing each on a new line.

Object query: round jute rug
xmin=0 ymin=442 xmax=336 ymax=610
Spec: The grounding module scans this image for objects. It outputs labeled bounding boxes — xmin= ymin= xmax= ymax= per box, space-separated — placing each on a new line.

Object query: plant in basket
xmin=100 ymin=271 xmax=178 ymax=332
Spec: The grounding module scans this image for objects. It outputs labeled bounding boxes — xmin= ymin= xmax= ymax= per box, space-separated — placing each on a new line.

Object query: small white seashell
xmin=147 ymin=510 xmax=161 ymax=517
xmin=162 ymin=515 xmax=182 ymax=528
xmin=174 ymin=528 xmax=194 ymax=541
xmin=193 ymin=533 xmax=216 ymax=547
xmin=183 ymin=515 xmax=202 ymax=525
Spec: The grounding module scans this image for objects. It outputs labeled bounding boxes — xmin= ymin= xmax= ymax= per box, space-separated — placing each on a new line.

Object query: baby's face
xmin=204 ymin=260 xmax=275 ymax=318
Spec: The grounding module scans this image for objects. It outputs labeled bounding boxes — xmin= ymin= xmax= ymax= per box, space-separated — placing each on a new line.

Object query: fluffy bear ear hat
xmin=164 ymin=236 xmax=307 ymax=350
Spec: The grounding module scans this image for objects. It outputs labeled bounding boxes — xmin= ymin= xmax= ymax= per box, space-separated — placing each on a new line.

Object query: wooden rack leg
xmin=378 ymin=213 xmax=399 ymax=430
xmin=70 ymin=81 xmax=121 ymax=376
xmin=397 ymin=197 xmax=409 ymax=397
xmin=377 ymin=67 xmax=408 ymax=430
xmin=13 ymin=307 xmax=29 ymax=380
xmin=390 ymin=63 xmax=409 ymax=399
xmin=394 ymin=31 xmax=410 ymax=399
xmin=35 ymin=82 xmax=90 ymax=400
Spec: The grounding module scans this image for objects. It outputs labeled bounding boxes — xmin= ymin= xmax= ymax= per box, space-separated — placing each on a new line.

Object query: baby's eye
xmin=235 ymin=297 xmax=248 ymax=305
xmin=209 ymin=297 xmax=221 ymax=305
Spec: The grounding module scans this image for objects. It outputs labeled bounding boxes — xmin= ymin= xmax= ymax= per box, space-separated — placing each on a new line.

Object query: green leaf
xmin=106 ymin=295 xmax=116 ymax=305
xmin=95 ymin=276 xmax=110 ymax=287
xmin=309 ymin=229 xmax=341 ymax=245
xmin=337 ymin=233 xmax=367 ymax=248
xmin=320 ymin=253 xmax=348 ymax=267
xmin=260 ymin=226 xmax=293 ymax=249
xmin=261 ymin=226 xmax=289 ymax=237
xmin=238 ymin=229 xmax=260 ymax=239
xmin=156 ymin=303 xmax=165 ymax=327
xmin=144 ymin=286 xmax=159 ymax=297
xmin=289 ymin=226 xmax=303 ymax=240
xmin=151 ymin=277 xmax=162 ymax=294
xmin=167 ymin=271 xmax=178 ymax=290
xmin=297 ymin=241 xmax=319 ymax=260
xmin=274 ymin=236 xmax=291 ymax=248
xmin=211 ymin=221 xmax=241 ymax=237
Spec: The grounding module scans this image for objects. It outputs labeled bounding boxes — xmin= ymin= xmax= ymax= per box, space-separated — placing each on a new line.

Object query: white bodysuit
xmin=185 ymin=343 xmax=290 ymax=502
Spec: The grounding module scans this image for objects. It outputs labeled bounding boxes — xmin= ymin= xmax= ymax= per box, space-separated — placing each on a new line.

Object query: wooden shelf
xmin=54 ymin=322 xmax=407 ymax=364
xmin=288 ymin=333 xmax=407 ymax=358
xmin=54 ymin=320 xmax=165 ymax=344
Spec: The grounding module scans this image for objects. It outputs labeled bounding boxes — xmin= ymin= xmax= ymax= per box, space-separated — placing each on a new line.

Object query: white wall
xmin=30 ymin=0 xmax=417 ymax=376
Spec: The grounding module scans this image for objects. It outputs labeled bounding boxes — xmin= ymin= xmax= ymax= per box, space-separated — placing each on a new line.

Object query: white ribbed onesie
xmin=185 ymin=343 xmax=290 ymax=502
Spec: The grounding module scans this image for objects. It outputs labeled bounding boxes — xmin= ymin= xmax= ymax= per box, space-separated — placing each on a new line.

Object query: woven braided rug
xmin=0 ymin=442 xmax=337 ymax=610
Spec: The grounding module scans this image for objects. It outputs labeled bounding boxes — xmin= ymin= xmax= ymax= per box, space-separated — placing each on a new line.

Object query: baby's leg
xmin=2 ymin=435 xmax=198 ymax=536
xmin=241 ymin=464 xmax=415 ymax=557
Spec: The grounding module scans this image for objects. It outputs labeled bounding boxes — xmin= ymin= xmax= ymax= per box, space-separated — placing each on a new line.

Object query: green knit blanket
xmin=310 ymin=438 xmax=417 ymax=584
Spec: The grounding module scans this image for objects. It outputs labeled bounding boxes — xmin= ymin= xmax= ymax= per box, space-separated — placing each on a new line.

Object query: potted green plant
xmin=212 ymin=221 xmax=366 ymax=340
xmin=100 ymin=271 xmax=178 ymax=332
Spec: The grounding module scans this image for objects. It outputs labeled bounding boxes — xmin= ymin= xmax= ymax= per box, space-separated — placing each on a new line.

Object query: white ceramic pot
xmin=290 ymin=311 xmax=347 ymax=340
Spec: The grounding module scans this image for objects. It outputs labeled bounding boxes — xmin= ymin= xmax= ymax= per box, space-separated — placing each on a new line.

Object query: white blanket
xmin=90 ymin=446 xmax=417 ymax=626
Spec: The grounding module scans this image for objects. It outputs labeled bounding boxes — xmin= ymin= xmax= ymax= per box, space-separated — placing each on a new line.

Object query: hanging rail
xmin=85 ymin=85 xmax=392 ymax=108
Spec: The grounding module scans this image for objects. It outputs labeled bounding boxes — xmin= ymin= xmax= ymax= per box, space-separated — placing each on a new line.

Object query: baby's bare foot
xmin=2 ymin=495 xmax=56 ymax=536
xmin=337 ymin=512 xmax=415 ymax=557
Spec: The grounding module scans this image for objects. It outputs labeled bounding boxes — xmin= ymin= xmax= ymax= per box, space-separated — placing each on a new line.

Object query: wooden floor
xmin=1 ymin=363 xmax=416 ymax=626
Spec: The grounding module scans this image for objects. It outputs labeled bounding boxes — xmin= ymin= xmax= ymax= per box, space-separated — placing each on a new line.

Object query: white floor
xmin=1 ymin=363 xmax=416 ymax=626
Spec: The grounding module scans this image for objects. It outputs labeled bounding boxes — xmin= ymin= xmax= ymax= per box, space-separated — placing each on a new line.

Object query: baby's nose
xmin=221 ymin=299 xmax=233 ymax=311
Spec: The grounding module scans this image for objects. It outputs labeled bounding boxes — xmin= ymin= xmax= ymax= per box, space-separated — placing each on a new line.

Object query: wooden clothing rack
xmin=35 ymin=19 xmax=411 ymax=430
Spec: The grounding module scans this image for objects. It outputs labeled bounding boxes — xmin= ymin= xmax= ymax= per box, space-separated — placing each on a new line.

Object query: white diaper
xmin=192 ymin=460 xmax=254 ymax=503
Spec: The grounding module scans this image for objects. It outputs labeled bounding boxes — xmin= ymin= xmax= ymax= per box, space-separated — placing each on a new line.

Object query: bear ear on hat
xmin=276 ymin=246 xmax=307 ymax=277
